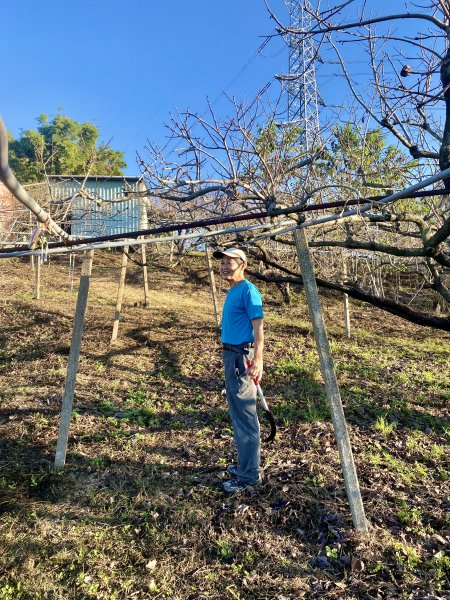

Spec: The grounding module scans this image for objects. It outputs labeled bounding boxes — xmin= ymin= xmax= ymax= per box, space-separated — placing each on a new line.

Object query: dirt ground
xmin=0 ymin=251 xmax=449 ymax=599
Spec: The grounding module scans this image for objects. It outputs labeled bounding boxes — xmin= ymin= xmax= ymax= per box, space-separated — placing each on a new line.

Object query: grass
xmin=0 ymin=254 xmax=449 ymax=599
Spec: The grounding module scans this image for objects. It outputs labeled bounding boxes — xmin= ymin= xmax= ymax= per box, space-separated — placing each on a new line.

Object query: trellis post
xmin=69 ymin=253 xmax=76 ymax=292
xmin=34 ymin=254 xmax=41 ymax=300
xmin=54 ymin=250 xmax=94 ymax=469
xmin=141 ymin=244 xmax=150 ymax=307
xmin=111 ymin=245 xmax=129 ymax=343
xmin=294 ymin=228 xmax=368 ymax=534
xmin=342 ymin=253 xmax=351 ymax=338
xmin=205 ymin=247 xmax=220 ymax=332
xmin=139 ymin=186 xmax=150 ymax=307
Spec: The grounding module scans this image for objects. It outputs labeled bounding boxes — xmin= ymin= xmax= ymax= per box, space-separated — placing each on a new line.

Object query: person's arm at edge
xmin=248 ymin=318 xmax=264 ymax=383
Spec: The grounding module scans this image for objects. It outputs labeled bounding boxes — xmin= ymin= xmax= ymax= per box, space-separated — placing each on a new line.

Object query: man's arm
xmin=248 ymin=318 xmax=264 ymax=383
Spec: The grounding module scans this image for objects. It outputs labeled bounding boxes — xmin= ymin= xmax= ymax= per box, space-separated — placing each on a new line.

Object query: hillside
xmin=0 ymin=252 xmax=449 ymax=599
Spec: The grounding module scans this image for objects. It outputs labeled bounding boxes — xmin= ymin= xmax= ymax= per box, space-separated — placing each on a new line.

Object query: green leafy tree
xmin=8 ymin=113 xmax=126 ymax=183
xmin=325 ymin=124 xmax=416 ymax=196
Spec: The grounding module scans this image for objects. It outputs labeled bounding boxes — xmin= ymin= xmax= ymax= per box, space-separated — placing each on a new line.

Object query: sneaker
xmin=222 ymin=478 xmax=261 ymax=495
xmin=226 ymin=464 xmax=238 ymax=477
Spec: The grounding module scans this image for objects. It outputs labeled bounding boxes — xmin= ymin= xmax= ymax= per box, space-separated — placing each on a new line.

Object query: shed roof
xmin=48 ymin=175 xmax=142 ymax=183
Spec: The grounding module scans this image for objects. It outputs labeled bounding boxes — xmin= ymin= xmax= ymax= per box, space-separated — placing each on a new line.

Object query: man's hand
xmin=247 ymin=357 xmax=263 ymax=385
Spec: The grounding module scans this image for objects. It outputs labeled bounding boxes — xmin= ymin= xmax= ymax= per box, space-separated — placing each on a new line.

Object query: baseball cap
xmin=212 ymin=247 xmax=247 ymax=263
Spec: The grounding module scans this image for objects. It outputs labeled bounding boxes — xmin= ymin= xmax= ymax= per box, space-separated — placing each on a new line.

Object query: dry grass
xmin=0 ymin=252 xmax=449 ymax=599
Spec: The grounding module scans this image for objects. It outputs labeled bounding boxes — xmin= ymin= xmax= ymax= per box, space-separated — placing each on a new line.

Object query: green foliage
xmin=250 ymin=120 xmax=306 ymax=191
xmin=425 ymin=551 xmax=450 ymax=589
xmin=374 ymin=414 xmax=397 ymax=436
xmin=325 ymin=545 xmax=339 ymax=559
xmin=8 ymin=112 xmax=126 ymax=183
xmin=216 ymin=539 xmax=234 ymax=559
xmin=397 ymin=502 xmax=423 ymax=527
xmin=255 ymin=120 xmax=303 ymax=159
xmin=390 ymin=542 xmax=420 ymax=573
xmin=0 ymin=582 xmax=24 ymax=600
xmin=324 ymin=123 xmax=416 ymax=197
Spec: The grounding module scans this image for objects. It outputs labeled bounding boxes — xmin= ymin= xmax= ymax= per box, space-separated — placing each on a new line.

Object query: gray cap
xmin=212 ymin=247 xmax=247 ymax=262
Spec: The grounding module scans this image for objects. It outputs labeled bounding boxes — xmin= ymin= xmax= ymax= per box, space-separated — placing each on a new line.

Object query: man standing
xmin=213 ymin=247 xmax=264 ymax=494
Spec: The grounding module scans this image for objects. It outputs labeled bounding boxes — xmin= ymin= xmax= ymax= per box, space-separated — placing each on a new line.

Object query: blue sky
xmin=2 ymin=0 xmax=291 ymax=174
xmin=2 ymin=1 xmax=444 ymax=175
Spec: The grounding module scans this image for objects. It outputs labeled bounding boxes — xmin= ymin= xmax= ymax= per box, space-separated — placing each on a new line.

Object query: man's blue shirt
xmin=221 ymin=279 xmax=264 ymax=345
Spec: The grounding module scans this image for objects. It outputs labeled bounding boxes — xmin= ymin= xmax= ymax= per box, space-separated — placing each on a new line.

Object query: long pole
xmin=54 ymin=250 xmax=94 ymax=469
xmin=293 ymin=228 xmax=368 ymax=534
xmin=141 ymin=245 xmax=150 ymax=307
xmin=205 ymin=247 xmax=220 ymax=332
xmin=0 ymin=219 xmax=292 ymax=260
xmin=111 ymin=246 xmax=129 ymax=343
xmin=342 ymin=254 xmax=351 ymax=338
xmin=139 ymin=187 xmax=150 ymax=307
xmin=35 ymin=254 xmax=41 ymax=300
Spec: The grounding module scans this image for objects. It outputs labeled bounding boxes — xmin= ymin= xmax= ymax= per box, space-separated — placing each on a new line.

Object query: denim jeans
xmin=222 ymin=347 xmax=260 ymax=484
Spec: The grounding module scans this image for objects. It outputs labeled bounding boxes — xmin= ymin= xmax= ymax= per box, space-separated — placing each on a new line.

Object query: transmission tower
xmin=276 ymin=0 xmax=324 ymax=151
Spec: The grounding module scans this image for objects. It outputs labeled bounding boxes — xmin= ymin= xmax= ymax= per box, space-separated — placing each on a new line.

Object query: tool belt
xmin=222 ymin=343 xmax=254 ymax=355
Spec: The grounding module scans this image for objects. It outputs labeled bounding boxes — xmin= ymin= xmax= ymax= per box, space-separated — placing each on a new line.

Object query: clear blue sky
xmin=2 ymin=0 xmax=291 ymax=174
xmin=1 ymin=1 xmax=439 ymax=175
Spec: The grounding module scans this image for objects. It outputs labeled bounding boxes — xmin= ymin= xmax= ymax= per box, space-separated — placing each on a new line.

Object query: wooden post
xmin=54 ymin=250 xmax=94 ymax=469
xmin=35 ymin=254 xmax=41 ymax=300
xmin=205 ymin=247 xmax=220 ymax=332
xmin=294 ymin=228 xmax=368 ymax=534
xmin=110 ymin=246 xmax=129 ymax=343
xmin=342 ymin=255 xmax=351 ymax=338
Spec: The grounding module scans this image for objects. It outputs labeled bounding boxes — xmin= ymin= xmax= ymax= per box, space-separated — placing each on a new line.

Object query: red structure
xmin=0 ymin=181 xmax=21 ymax=241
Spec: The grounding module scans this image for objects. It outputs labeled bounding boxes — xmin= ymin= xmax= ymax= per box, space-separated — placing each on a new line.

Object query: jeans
xmin=222 ymin=347 xmax=261 ymax=484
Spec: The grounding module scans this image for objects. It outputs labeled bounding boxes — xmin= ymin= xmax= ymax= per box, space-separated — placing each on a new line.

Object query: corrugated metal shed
xmin=49 ymin=175 xmax=145 ymax=238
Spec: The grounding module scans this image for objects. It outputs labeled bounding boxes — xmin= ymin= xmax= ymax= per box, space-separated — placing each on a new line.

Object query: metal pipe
xmin=2 ymin=171 xmax=449 ymax=256
xmin=0 ymin=116 xmax=71 ymax=241
xmin=0 ymin=219 xmax=296 ymax=259
xmin=300 ymin=166 xmax=450 ymax=230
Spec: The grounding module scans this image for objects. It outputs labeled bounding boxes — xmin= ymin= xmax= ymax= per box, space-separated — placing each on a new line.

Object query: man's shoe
xmin=222 ymin=478 xmax=261 ymax=495
xmin=226 ymin=464 xmax=238 ymax=477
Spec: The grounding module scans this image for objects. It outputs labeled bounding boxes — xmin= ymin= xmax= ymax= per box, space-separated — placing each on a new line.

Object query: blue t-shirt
xmin=221 ymin=279 xmax=264 ymax=345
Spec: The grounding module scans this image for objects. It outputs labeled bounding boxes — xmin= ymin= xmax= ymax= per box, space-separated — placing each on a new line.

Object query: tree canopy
xmin=8 ymin=113 xmax=126 ymax=183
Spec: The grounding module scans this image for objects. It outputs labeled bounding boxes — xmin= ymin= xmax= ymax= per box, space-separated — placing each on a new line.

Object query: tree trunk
xmin=439 ymin=45 xmax=450 ymax=185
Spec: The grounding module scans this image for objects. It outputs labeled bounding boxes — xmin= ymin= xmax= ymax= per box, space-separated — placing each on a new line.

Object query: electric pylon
xmin=276 ymin=0 xmax=324 ymax=151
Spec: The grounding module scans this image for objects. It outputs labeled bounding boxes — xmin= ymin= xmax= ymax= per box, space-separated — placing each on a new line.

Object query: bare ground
xmin=0 ymin=252 xmax=449 ymax=599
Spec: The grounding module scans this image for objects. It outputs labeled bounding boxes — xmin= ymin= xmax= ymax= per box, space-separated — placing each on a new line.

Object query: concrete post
xmin=54 ymin=250 xmax=94 ymax=469
xmin=111 ymin=246 xmax=129 ymax=343
xmin=35 ymin=254 xmax=41 ymax=300
xmin=139 ymin=185 xmax=150 ymax=307
xmin=342 ymin=255 xmax=351 ymax=338
xmin=205 ymin=247 xmax=220 ymax=332
xmin=294 ymin=228 xmax=368 ymax=534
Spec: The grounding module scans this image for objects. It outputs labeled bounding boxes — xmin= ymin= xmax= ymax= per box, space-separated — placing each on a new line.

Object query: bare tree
xmin=136 ymin=89 xmax=449 ymax=329
xmin=265 ymin=0 xmax=450 ymax=169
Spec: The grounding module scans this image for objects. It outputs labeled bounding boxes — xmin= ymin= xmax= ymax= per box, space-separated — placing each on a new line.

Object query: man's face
xmin=220 ymin=256 xmax=246 ymax=283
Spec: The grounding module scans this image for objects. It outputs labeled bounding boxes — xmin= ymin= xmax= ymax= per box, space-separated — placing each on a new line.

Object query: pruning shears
xmin=246 ymin=358 xmax=276 ymax=442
